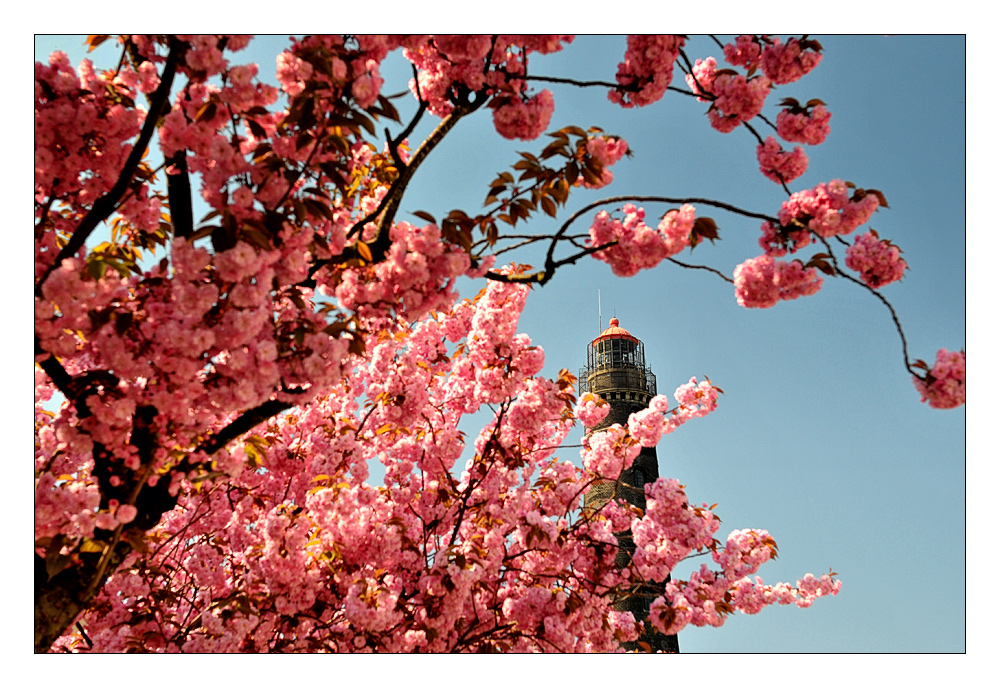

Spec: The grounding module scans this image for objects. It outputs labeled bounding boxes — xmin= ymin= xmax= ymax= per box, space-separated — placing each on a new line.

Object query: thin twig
xmin=523 ymin=75 xmax=624 ymax=90
xmin=666 ymin=256 xmax=735 ymax=283
xmin=817 ymin=236 xmax=916 ymax=375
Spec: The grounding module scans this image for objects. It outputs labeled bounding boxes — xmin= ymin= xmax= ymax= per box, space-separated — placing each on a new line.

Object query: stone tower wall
xmin=581 ymin=343 xmax=678 ymax=653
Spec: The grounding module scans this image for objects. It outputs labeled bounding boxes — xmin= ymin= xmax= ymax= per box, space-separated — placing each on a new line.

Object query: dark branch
xmin=369 ymin=91 xmax=489 ymax=253
xmin=816 ymin=236 xmax=916 ymax=376
xmin=166 ymin=151 xmax=194 ymax=239
xmin=308 ymin=92 xmax=488 ymax=283
xmin=35 ymin=38 xmax=184 ymax=298
xmin=34 ymin=337 xmax=74 ymax=399
xmin=484 ymin=194 xmax=774 ymax=285
xmin=196 ymin=398 xmax=293 ymax=457
xmin=391 ymin=97 xmax=427 ymax=151
xmin=667 ymin=256 xmax=735 ymax=283
xmin=524 ymin=74 xmax=623 ymax=90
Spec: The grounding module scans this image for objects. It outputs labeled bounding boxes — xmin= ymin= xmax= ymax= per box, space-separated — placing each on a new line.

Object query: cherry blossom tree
xmin=34 ymin=34 xmax=963 ymax=653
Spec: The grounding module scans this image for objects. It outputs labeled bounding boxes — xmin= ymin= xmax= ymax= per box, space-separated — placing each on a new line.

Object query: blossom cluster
xmin=761 ymin=179 xmax=882 ymax=256
xmin=844 ymin=231 xmax=907 ymax=288
xmin=276 ymin=35 xmax=388 ymax=110
xmin=634 ymin=501 xmax=840 ymax=636
xmin=401 ymin=35 xmax=571 ymax=140
xmin=629 ymin=478 xmax=720 ymax=581
xmin=491 ymin=89 xmax=555 ymax=141
xmin=573 ymin=392 xmax=611 ymax=428
xmin=580 ymin=136 xmax=629 ymax=188
xmin=588 ymin=378 xmax=719 ymax=479
xmin=588 ymin=203 xmax=696 ymax=277
xmin=734 ymin=255 xmax=823 ymax=308
xmin=779 ymin=180 xmax=881 ymax=239
xmin=723 ymin=35 xmax=763 ymax=70
xmin=760 ymin=36 xmax=823 ymax=85
xmin=608 ymin=35 xmax=686 ymax=108
xmin=35 ymin=52 xmax=145 ymax=218
xmin=331 ymin=221 xmax=472 ymax=329
xmin=651 ymin=567 xmax=840 ymax=636
xmin=756 ymin=136 xmax=809 ymax=184
xmin=648 ymin=525 xmax=839 ymax=636
xmin=581 ymin=424 xmax=641 ymax=478
xmin=913 ymin=349 xmax=966 ymax=409
xmin=777 ymin=103 xmax=831 ymax=145
xmin=686 ymin=56 xmax=771 ymax=133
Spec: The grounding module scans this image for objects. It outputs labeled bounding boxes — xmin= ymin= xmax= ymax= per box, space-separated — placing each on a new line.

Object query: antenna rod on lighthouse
xmin=598 ymin=290 xmax=602 ymax=333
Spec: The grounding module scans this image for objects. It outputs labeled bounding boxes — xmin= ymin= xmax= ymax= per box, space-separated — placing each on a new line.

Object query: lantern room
xmin=578 ymin=318 xmax=657 ymax=397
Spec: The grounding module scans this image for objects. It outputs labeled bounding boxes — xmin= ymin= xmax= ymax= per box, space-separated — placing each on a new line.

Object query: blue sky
xmin=32 ymin=34 xmax=968 ymax=655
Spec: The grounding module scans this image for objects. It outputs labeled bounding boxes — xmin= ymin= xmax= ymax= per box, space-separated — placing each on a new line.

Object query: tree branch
xmin=34 ymin=337 xmax=74 ymax=399
xmin=166 ymin=150 xmax=194 ymax=239
xmin=308 ymin=91 xmax=488 ymax=282
xmin=195 ymin=398 xmax=293 ymax=458
xmin=666 ymin=256 xmax=735 ymax=283
xmin=368 ymin=91 xmax=489 ymax=257
xmin=524 ymin=74 xmax=623 ymax=90
xmin=816 ymin=236 xmax=917 ymax=376
xmin=482 ymin=194 xmax=775 ymax=285
xmin=35 ymin=38 xmax=184 ymax=298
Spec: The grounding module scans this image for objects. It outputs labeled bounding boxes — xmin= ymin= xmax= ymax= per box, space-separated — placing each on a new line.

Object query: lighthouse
xmin=579 ymin=317 xmax=679 ymax=653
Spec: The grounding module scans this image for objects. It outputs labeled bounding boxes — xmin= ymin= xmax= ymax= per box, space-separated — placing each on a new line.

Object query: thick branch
xmin=35 ymin=38 xmax=183 ymax=297
xmin=309 ymin=92 xmax=488 ymax=281
xmin=196 ymin=398 xmax=293 ymax=458
xmin=34 ymin=337 xmax=74 ymax=399
xmin=166 ymin=150 xmax=194 ymax=239
xmin=368 ymin=92 xmax=489 ymax=258
xmin=35 ymin=538 xmax=132 ymax=652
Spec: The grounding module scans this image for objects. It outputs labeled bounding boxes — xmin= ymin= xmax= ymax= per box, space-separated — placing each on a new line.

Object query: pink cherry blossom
xmin=402 ymin=35 xmax=572 ymax=120
xmin=734 ymin=255 xmax=823 ymax=308
xmin=589 ymin=203 xmax=696 ymax=277
xmin=574 ymin=392 xmax=610 ymax=427
xmin=913 ymin=349 xmax=965 ymax=409
xmin=686 ymin=56 xmax=771 ymax=133
xmin=608 ymin=35 xmax=686 ymax=108
xmin=844 ymin=230 xmax=907 ymax=288
xmin=723 ymin=35 xmax=763 ymax=70
xmin=580 ymin=136 xmax=629 ymax=188
xmin=761 ymin=36 xmax=823 ymax=85
xmin=756 ymin=136 xmax=809 ymax=184
xmin=775 ymin=179 xmax=882 ymax=245
xmin=777 ymin=103 xmax=831 ymax=145
xmin=492 ymin=89 xmax=555 ymax=141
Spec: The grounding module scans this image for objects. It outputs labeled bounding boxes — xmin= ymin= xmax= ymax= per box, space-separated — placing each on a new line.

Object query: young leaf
xmin=356 ymin=241 xmax=373 ymax=263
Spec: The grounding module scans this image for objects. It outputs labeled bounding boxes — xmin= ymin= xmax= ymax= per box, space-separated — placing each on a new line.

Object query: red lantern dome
xmin=592 ymin=317 xmax=638 ymax=345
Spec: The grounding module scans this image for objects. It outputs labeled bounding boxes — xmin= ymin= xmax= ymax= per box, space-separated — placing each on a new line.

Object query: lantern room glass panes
xmin=579 ymin=335 xmax=657 ymax=396
xmin=589 ymin=337 xmax=644 ymax=369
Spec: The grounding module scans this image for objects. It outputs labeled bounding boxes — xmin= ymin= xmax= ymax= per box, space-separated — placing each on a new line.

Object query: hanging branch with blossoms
xmin=34 ymin=34 xmax=961 ymax=653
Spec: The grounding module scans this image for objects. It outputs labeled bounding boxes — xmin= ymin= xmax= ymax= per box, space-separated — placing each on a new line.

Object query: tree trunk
xmin=34 ymin=540 xmax=131 ymax=653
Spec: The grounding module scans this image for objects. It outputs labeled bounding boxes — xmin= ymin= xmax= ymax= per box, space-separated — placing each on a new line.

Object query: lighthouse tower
xmin=579 ymin=317 xmax=679 ymax=653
